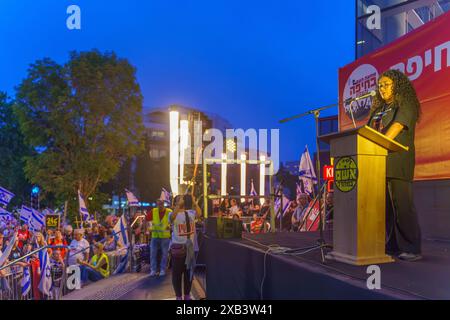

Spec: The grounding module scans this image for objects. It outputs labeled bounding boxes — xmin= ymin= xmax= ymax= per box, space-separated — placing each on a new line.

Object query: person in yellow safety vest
xmin=149 ymin=199 xmax=172 ymax=277
xmin=78 ymin=242 xmax=110 ymax=285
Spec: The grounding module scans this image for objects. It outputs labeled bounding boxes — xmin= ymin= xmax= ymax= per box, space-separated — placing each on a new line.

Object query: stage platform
xmin=204 ymin=231 xmax=450 ymax=300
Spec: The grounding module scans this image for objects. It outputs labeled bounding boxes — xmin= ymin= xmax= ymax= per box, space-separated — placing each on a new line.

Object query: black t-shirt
xmin=368 ymin=101 xmax=417 ymax=181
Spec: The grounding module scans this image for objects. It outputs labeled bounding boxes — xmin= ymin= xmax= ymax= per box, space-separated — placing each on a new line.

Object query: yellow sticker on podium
xmin=334 ymin=157 xmax=358 ymax=192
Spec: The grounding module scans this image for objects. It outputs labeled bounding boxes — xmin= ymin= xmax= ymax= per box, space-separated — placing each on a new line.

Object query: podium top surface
xmin=319 ymin=125 xmax=409 ymax=152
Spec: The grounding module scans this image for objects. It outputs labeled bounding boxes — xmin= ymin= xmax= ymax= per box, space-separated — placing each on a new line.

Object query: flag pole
xmin=63 ymin=200 xmax=68 ymax=227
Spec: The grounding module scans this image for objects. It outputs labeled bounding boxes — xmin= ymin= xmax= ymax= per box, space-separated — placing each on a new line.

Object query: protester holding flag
xmin=38 ymin=245 xmax=53 ymax=298
xmin=292 ymin=194 xmax=310 ymax=232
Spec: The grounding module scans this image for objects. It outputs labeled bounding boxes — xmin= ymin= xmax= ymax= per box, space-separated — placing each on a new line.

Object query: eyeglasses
xmin=378 ymin=82 xmax=393 ymax=89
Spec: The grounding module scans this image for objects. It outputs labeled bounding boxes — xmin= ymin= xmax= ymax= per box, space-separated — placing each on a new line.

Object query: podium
xmin=320 ymin=125 xmax=408 ymax=265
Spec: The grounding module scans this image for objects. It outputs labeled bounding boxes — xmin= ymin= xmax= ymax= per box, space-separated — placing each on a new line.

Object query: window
xmin=151 ymin=131 xmax=165 ymax=138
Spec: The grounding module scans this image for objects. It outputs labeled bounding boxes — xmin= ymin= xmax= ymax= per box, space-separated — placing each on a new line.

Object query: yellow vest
xmin=91 ymin=253 xmax=110 ymax=278
xmin=151 ymin=207 xmax=172 ymax=238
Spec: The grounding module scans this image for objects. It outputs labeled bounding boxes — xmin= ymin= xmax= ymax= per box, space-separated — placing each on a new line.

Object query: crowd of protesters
xmin=210 ymin=191 xmax=334 ymax=233
xmin=0 ymin=214 xmax=131 ymax=300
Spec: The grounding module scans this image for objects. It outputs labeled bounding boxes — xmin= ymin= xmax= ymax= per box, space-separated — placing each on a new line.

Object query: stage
xmin=204 ymin=231 xmax=450 ymax=300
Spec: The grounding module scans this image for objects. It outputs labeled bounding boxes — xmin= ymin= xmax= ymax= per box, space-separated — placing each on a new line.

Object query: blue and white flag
xmin=113 ymin=215 xmax=129 ymax=274
xmin=159 ymin=188 xmax=171 ymax=204
xmin=0 ymin=207 xmax=11 ymax=221
xmin=274 ymin=191 xmax=291 ymax=219
xmin=299 ymin=145 xmax=317 ymax=196
xmin=42 ymin=208 xmax=54 ymax=216
xmin=250 ymin=180 xmax=258 ymax=196
xmin=21 ymin=257 xmax=31 ymax=297
xmin=125 ymin=189 xmax=140 ymax=207
xmin=20 ymin=206 xmax=32 ymax=224
xmin=0 ymin=186 xmax=14 ymax=206
xmin=249 ymin=179 xmax=258 ymax=205
xmin=78 ymin=190 xmax=90 ymax=221
xmin=0 ymin=232 xmax=17 ymax=267
xmin=38 ymin=249 xmax=52 ymax=297
xmin=28 ymin=209 xmax=45 ymax=232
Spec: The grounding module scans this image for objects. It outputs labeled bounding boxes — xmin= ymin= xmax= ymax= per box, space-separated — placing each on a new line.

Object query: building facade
xmin=356 ymin=0 xmax=450 ymax=58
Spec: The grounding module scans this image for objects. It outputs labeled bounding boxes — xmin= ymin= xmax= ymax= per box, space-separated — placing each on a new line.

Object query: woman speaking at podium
xmin=368 ymin=69 xmax=422 ymax=262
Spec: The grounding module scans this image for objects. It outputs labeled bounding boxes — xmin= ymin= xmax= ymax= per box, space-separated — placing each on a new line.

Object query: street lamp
xmin=221 ymin=153 xmax=227 ymax=198
xmin=169 ymin=107 xmax=180 ymax=196
xmin=179 ymin=119 xmax=189 ymax=185
xmin=260 ymin=155 xmax=266 ymax=205
xmin=240 ymin=153 xmax=246 ymax=202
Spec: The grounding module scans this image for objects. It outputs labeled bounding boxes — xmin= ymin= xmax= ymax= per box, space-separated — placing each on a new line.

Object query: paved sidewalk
xmin=62 ymin=270 xmax=205 ymax=300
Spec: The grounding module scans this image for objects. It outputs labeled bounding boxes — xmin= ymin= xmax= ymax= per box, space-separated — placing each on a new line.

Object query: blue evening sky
xmin=0 ymin=0 xmax=355 ymax=163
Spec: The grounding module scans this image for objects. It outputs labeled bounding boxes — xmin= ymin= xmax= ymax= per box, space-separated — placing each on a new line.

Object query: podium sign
xmin=320 ymin=126 xmax=407 ymax=265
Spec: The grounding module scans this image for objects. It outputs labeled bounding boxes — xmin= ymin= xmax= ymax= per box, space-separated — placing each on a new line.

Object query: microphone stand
xmin=273 ymin=177 xmax=285 ymax=231
xmin=279 ymin=103 xmax=335 ymax=263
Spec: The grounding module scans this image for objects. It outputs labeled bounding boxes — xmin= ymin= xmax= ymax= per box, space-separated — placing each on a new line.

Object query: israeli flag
xmin=42 ymin=208 xmax=54 ymax=215
xmin=159 ymin=188 xmax=171 ymax=204
xmin=296 ymin=182 xmax=303 ymax=198
xmin=250 ymin=180 xmax=258 ymax=196
xmin=299 ymin=145 xmax=317 ymax=196
xmin=0 ymin=207 xmax=11 ymax=221
xmin=20 ymin=206 xmax=33 ymax=224
xmin=38 ymin=249 xmax=52 ymax=297
xmin=274 ymin=192 xmax=291 ymax=219
xmin=29 ymin=209 xmax=45 ymax=232
xmin=78 ymin=190 xmax=90 ymax=221
xmin=113 ymin=215 xmax=129 ymax=274
xmin=21 ymin=257 xmax=31 ymax=296
xmin=125 ymin=189 xmax=140 ymax=207
xmin=0 ymin=186 xmax=14 ymax=206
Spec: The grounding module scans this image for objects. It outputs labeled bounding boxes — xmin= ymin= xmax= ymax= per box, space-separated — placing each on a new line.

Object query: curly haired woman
xmin=368 ymin=69 xmax=422 ymax=261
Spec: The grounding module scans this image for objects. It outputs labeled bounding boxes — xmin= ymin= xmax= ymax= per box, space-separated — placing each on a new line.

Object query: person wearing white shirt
xmin=169 ymin=193 xmax=201 ymax=301
xmin=68 ymin=229 xmax=90 ymax=266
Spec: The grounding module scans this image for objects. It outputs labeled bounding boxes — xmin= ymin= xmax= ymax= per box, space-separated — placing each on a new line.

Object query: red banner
xmin=338 ymin=12 xmax=450 ymax=181
xmin=300 ymin=200 xmax=321 ymax=232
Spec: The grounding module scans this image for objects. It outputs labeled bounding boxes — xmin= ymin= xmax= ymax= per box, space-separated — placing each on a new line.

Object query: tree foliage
xmin=0 ymin=92 xmax=33 ymax=208
xmin=14 ymin=50 xmax=144 ymax=214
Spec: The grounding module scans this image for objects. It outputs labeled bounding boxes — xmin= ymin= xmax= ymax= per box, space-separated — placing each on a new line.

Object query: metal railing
xmin=0 ymin=239 xmax=149 ymax=300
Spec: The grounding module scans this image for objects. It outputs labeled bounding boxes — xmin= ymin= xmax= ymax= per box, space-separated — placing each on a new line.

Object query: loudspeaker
xmin=205 ymin=217 xmax=242 ymax=239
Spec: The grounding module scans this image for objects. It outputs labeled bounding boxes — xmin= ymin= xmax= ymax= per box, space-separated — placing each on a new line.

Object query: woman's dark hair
xmin=370 ymin=69 xmax=421 ymax=121
xmin=183 ymin=195 xmax=193 ymax=210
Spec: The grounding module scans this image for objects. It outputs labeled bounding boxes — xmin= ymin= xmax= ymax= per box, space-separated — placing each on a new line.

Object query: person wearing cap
xmin=149 ymin=199 xmax=172 ymax=277
xmin=78 ymin=242 xmax=110 ymax=284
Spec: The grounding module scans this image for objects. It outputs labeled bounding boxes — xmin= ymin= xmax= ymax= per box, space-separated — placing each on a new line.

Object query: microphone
xmin=344 ymin=90 xmax=376 ymax=104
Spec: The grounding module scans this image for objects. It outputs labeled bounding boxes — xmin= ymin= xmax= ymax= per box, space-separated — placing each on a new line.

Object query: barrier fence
xmin=0 ymin=243 xmax=149 ymax=300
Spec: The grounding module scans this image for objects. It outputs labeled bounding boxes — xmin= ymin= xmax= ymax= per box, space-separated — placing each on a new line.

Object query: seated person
xmin=292 ymin=194 xmax=310 ymax=231
xmin=228 ymin=199 xmax=243 ymax=218
xmin=78 ymin=243 xmax=110 ymax=284
xmin=103 ymin=230 xmax=121 ymax=252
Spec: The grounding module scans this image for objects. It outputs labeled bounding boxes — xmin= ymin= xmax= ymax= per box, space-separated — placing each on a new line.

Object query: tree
xmin=0 ymin=92 xmax=33 ymax=209
xmin=14 ymin=50 xmax=144 ymax=221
